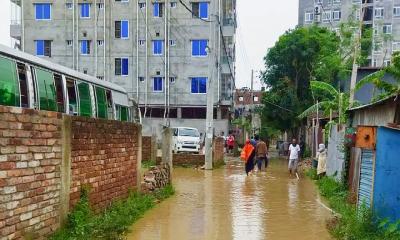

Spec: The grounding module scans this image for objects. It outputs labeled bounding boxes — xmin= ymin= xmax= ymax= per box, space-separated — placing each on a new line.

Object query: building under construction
xmin=9 ymin=0 xmax=236 ymax=137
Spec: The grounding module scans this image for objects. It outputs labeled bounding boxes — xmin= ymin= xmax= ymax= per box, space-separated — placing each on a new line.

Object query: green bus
xmin=0 ymin=44 xmax=135 ymax=122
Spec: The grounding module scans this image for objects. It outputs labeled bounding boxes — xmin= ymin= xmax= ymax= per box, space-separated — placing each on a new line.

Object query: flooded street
xmin=127 ymin=157 xmax=332 ymax=240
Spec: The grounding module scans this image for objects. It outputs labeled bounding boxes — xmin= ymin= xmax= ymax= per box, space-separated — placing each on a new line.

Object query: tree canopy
xmin=260 ymin=26 xmax=344 ymax=133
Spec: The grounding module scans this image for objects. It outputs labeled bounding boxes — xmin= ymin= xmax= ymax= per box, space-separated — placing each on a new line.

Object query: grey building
xmin=9 ymin=0 xmax=236 ymax=138
xmin=299 ymin=0 xmax=400 ymax=67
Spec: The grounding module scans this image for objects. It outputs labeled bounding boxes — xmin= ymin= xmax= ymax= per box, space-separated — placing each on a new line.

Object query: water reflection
xmin=126 ymin=158 xmax=332 ymax=240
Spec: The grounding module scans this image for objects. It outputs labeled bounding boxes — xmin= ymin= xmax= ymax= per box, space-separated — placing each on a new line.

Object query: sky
xmin=235 ymin=0 xmax=299 ymax=89
xmin=0 ymin=0 xmax=299 ymax=90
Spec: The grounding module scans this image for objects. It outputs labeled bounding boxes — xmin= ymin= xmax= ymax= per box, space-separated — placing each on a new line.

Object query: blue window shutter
xmin=153 ymin=41 xmax=157 ymax=54
xmin=200 ymin=40 xmax=208 ymax=56
xmin=192 ymin=40 xmax=199 ymax=56
xmin=191 ymin=78 xmax=198 ymax=93
xmin=80 ymin=41 xmax=85 ymax=54
xmin=44 ymin=4 xmax=51 ymax=19
xmin=122 ymin=58 xmax=129 ymax=75
xmin=35 ymin=4 xmax=43 ymax=19
xmin=36 ymin=40 xmax=44 ymax=55
xmin=154 ymin=77 xmax=162 ymax=91
xmin=199 ymin=3 xmax=208 ymax=19
xmin=121 ymin=21 xmax=129 ymax=38
xmin=154 ymin=3 xmax=159 ymax=17
xmin=153 ymin=40 xmax=162 ymax=54
xmin=199 ymin=77 xmax=207 ymax=93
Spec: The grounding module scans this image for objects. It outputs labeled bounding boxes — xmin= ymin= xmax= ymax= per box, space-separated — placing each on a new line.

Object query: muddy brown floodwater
xmin=127 ymin=157 xmax=333 ymax=240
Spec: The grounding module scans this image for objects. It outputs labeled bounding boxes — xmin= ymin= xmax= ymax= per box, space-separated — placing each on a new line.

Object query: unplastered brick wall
xmin=0 ymin=106 xmax=142 ymax=239
xmin=0 ymin=106 xmax=62 ymax=239
xmin=69 ymin=117 xmax=141 ymax=210
xmin=142 ymin=136 xmax=156 ymax=162
xmin=213 ymin=137 xmax=225 ymax=167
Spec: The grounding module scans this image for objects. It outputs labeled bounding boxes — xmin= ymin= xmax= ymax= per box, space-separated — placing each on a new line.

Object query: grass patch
xmin=142 ymin=160 xmax=156 ymax=169
xmin=313 ymin=176 xmax=400 ymax=240
xmin=51 ymin=185 xmax=175 ymax=240
xmin=305 ymin=168 xmax=318 ymax=180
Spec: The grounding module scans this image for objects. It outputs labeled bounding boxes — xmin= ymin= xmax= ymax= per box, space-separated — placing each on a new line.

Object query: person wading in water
xmin=241 ymin=139 xmax=256 ymax=176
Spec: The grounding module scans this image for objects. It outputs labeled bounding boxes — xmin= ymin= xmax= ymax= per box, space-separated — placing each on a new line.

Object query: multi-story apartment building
xmin=299 ymin=0 xmax=400 ymax=67
xmin=9 ymin=0 xmax=236 ymax=137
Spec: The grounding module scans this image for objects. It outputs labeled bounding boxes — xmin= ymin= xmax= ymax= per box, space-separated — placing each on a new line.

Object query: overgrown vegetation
xmin=312 ymin=176 xmax=400 ymax=240
xmin=51 ymin=185 xmax=175 ymax=240
xmin=142 ymin=160 xmax=156 ymax=169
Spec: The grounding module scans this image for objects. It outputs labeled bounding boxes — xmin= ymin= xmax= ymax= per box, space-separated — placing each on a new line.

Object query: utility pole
xmin=250 ymin=70 xmax=254 ymax=137
xmin=205 ymin=3 xmax=216 ymax=170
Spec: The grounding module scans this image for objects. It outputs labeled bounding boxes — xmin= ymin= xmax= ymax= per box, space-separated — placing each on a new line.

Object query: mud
xmin=127 ymin=157 xmax=332 ymax=240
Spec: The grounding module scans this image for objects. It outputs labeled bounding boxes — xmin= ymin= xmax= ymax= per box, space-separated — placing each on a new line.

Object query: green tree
xmin=260 ymin=26 xmax=342 ymax=134
xmin=298 ymin=81 xmax=350 ymax=124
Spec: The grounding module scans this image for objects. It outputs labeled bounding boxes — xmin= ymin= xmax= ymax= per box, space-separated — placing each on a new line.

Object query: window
xmin=254 ymin=96 xmax=259 ymax=102
xmin=154 ymin=2 xmax=164 ymax=17
xmin=66 ymin=3 xmax=73 ymax=9
xmin=0 ymin=57 xmax=19 ymax=107
xmin=80 ymin=40 xmax=91 ymax=55
xmin=169 ymin=77 xmax=176 ymax=83
xmin=80 ymin=3 xmax=90 ymax=18
xmin=152 ymin=40 xmax=163 ymax=55
xmin=332 ymin=10 xmax=341 ymax=20
xmin=35 ymin=68 xmax=57 ymax=111
xmin=153 ymin=77 xmax=163 ymax=92
xmin=191 ymin=77 xmax=207 ymax=94
xmin=115 ymin=0 xmax=129 ymax=2
xmin=139 ymin=2 xmax=146 ymax=9
xmin=169 ymin=39 xmax=176 ymax=46
xmin=83 ymin=69 xmax=88 ymax=74
xmin=115 ymin=58 xmax=129 ymax=76
xmin=66 ymin=40 xmax=73 ymax=46
xmin=98 ymin=3 xmax=104 ymax=9
xmin=384 ymin=59 xmax=391 ymax=67
xmin=304 ymin=12 xmax=314 ymax=23
xmin=374 ymin=42 xmax=382 ymax=52
xmin=192 ymin=40 xmax=208 ymax=56
xmin=192 ymin=2 xmax=208 ymax=19
xmin=97 ymin=76 xmax=104 ymax=80
xmin=95 ymin=87 xmax=108 ymax=119
xmin=115 ymin=20 xmax=129 ymax=39
xmin=35 ymin=40 xmax=51 ymax=57
xmin=97 ymin=40 xmax=104 ymax=46
xmin=383 ymin=24 xmax=392 ymax=34
xmin=138 ymin=39 xmax=145 ymax=46
xmin=393 ymin=42 xmax=400 ymax=52
xmin=139 ymin=76 xmax=145 ymax=82
xmin=374 ymin=8 xmax=384 ymax=18
xmin=322 ymin=11 xmax=331 ymax=22
xmin=170 ymin=2 xmax=177 ymax=8
xmin=35 ymin=3 xmax=51 ymax=20
xmin=372 ymin=59 xmax=378 ymax=67
xmin=394 ymin=7 xmax=400 ymax=17
xmin=238 ymin=96 xmax=243 ymax=102
xmin=77 ymin=82 xmax=92 ymax=117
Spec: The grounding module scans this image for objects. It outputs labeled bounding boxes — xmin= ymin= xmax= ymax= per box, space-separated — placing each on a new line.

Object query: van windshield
xmin=179 ymin=128 xmax=199 ymax=137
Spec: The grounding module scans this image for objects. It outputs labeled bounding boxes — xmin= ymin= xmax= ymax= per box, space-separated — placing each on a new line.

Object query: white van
xmin=172 ymin=127 xmax=201 ymax=154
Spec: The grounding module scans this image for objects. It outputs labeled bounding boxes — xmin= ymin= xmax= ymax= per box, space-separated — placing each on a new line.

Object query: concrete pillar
xmin=161 ymin=127 xmax=173 ymax=172
xmin=60 ymin=115 xmax=72 ymax=225
xmin=177 ymin=107 xmax=182 ymax=119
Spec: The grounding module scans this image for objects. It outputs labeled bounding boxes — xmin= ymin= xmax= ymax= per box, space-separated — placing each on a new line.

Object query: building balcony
xmin=10 ymin=23 xmax=21 ymax=40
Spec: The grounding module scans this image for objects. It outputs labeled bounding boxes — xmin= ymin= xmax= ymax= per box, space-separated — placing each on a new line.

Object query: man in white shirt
xmin=288 ymin=138 xmax=301 ymax=176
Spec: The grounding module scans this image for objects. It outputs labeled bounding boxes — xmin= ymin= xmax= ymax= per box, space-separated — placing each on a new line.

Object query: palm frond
xmin=355 ymin=70 xmax=385 ymax=91
xmin=298 ymin=101 xmax=331 ymax=119
xmin=310 ymin=81 xmax=339 ymax=98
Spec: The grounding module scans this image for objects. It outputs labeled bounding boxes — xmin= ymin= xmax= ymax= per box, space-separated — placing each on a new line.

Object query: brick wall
xmin=69 ymin=117 xmax=140 ymax=210
xmin=0 ymin=106 xmax=62 ymax=239
xmin=142 ymin=136 xmax=156 ymax=162
xmin=172 ymin=153 xmax=205 ymax=167
xmin=0 ymin=106 xmax=142 ymax=239
xmin=213 ymin=137 xmax=225 ymax=167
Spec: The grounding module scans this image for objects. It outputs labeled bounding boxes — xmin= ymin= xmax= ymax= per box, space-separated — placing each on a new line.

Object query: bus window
xmin=95 ymin=87 xmax=107 ymax=119
xmin=17 ymin=63 xmax=29 ymax=108
xmin=77 ymin=81 xmax=92 ymax=117
xmin=0 ymin=56 xmax=20 ymax=107
xmin=34 ymin=68 xmax=57 ymax=111
xmin=106 ymin=90 xmax=113 ymax=119
xmin=116 ymin=105 xmax=129 ymax=121
xmin=66 ymin=79 xmax=78 ymax=115
xmin=53 ymin=74 xmax=65 ymax=113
